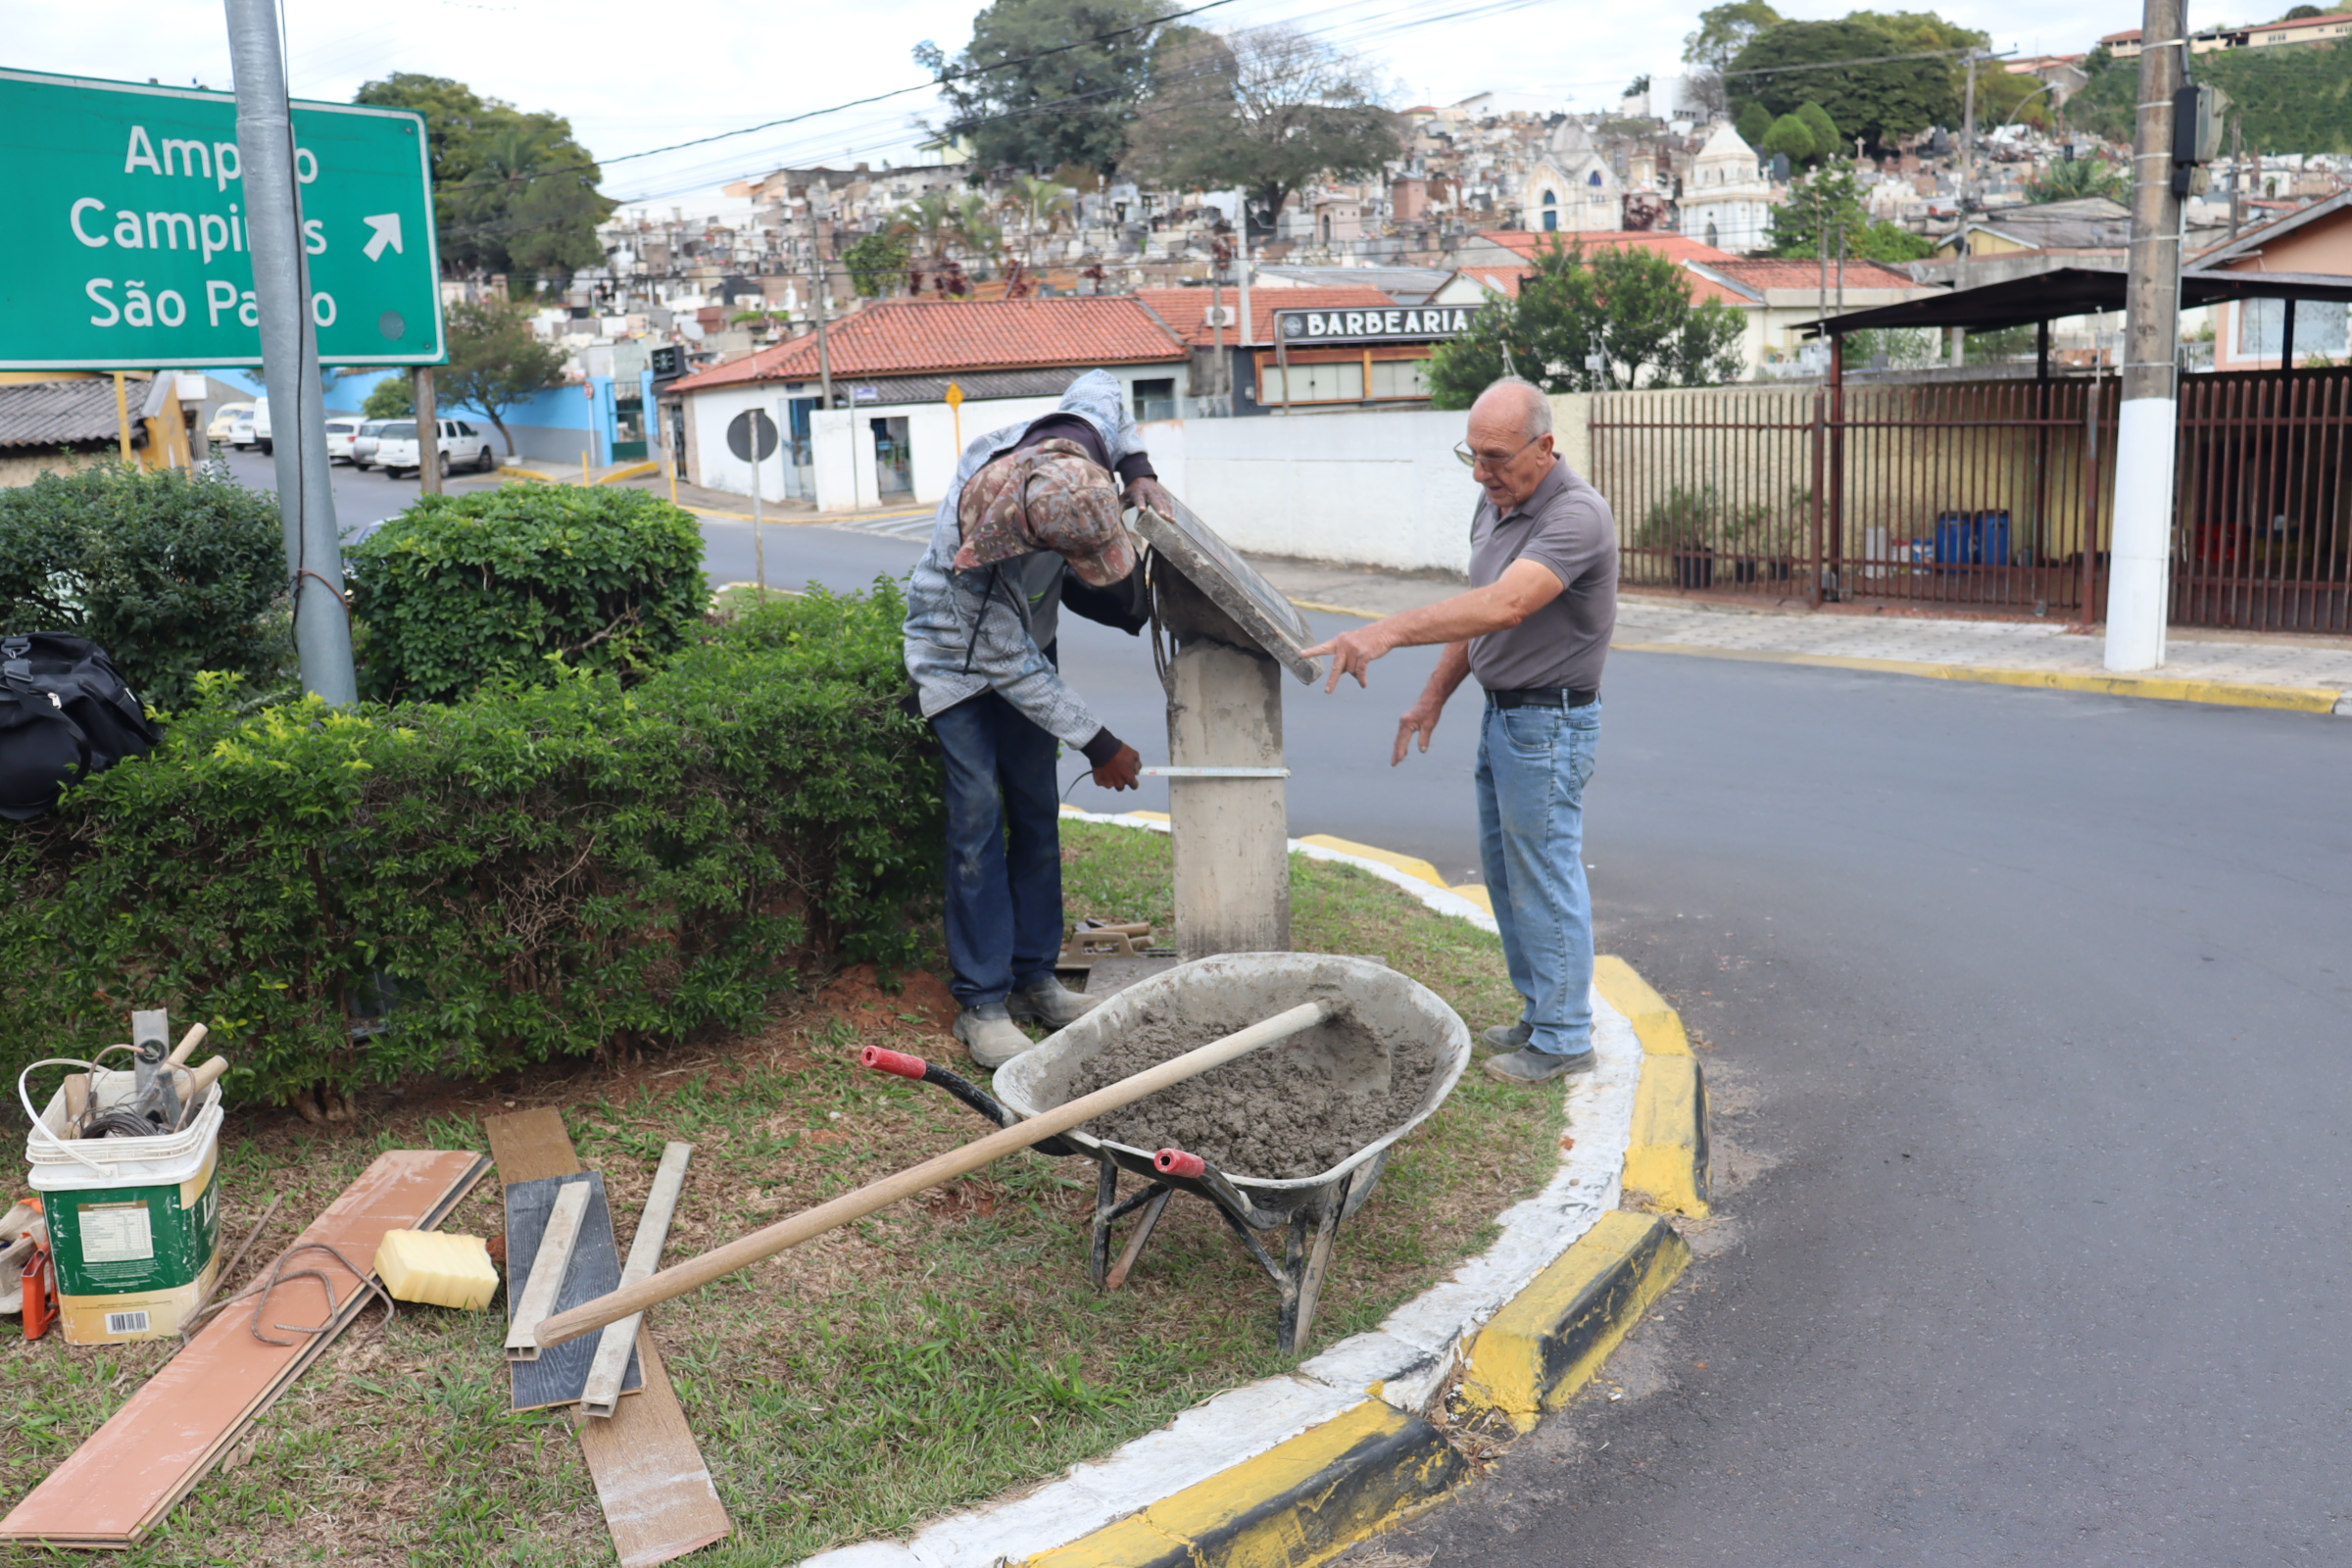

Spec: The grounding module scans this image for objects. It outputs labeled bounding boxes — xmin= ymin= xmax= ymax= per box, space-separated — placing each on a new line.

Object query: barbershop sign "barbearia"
xmin=1275 ymin=306 xmax=1474 ymax=345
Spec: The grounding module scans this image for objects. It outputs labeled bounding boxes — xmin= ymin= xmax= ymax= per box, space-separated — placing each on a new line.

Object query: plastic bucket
xmin=21 ymin=1062 xmax=223 ymax=1345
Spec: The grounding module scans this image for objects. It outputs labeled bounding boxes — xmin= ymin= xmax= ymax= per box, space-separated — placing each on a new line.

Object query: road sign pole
xmin=227 ymin=0 xmax=358 ymax=706
xmin=416 ymin=366 xmax=440 ymax=494
xmin=753 ymin=426 xmax=765 ymax=600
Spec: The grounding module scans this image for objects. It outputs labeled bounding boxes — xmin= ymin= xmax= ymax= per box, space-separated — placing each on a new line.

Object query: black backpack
xmin=0 ymin=634 xmax=164 ymax=821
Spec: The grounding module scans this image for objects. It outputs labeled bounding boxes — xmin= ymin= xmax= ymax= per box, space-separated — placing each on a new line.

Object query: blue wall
xmin=215 ymin=367 xmax=615 ymax=466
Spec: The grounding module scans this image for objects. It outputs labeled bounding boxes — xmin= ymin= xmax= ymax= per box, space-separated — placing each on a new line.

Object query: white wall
xmin=688 ymin=382 xmax=802 ymax=503
xmin=1143 ymin=395 xmax=1592 ymax=576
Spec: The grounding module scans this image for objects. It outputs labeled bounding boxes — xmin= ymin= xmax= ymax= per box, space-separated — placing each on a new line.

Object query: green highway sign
xmin=0 ymin=68 xmax=444 ymax=369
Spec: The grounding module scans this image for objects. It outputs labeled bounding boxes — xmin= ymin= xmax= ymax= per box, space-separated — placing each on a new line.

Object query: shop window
xmin=1265 ymin=361 xmax=1365 ymax=403
xmin=1133 ymin=378 xmax=1177 ymax=421
xmin=1368 ymin=359 xmax=1431 ymax=399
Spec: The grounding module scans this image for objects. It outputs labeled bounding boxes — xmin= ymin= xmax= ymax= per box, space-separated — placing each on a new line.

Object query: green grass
xmin=1 ymin=822 xmax=1559 ymax=1566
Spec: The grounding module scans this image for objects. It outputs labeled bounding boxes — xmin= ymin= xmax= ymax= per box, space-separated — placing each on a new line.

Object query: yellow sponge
xmin=373 ymin=1229 xmax=499 ymax=1310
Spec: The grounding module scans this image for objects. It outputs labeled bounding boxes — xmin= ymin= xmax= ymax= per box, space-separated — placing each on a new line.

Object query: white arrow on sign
xmin=362 ymin=213 xmax=404 ymax=262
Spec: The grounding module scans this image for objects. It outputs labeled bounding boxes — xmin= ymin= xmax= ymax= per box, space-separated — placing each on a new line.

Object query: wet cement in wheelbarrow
xmin=1064 ymin=1003 xmax=1443 ymax=1180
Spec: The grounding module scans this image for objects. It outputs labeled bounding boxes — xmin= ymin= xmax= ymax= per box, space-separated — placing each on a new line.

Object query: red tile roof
xmin=1454 ymin=249 xmax=1757 ymax=307
xmin=1704 ymin=259 xmax=1923 ymax=291
xmin=1476 ymin=229 xmax=1740 ymax=266
xmin=669 ymin=295 xmax=1187 ymax=391
xmin=1135 ymin=285 xmax=1396 ymax=347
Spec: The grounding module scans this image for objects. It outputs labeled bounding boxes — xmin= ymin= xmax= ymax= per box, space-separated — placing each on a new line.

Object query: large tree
xmin=914 ymin=0 xmax=1170 ymax=175
xmin=1726 ymin=16 xmax=1966 ymax=151
xmin=1121 ymin=24 xmax=1400 ymax=239
xmin=355 ymin=74 xmax=614 ymax=289
xmin=1427 ymin=240 xmax=1746 ymax=401
xmin=438 ymin=300 xmax=565 ymax=456
xmin=2071 ymin=38 xmax=2352 ymax=154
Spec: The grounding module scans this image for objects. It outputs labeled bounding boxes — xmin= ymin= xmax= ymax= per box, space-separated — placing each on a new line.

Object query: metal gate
xmin=1592 ymin=380 xmax=2119 ymax=619
xmin=2173 ymin=368 xmax=2352 ymax=634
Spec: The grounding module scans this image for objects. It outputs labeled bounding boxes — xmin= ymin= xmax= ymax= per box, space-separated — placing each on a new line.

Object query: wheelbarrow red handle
xmin=1153 ymin=1149 xmax=1206 ymax=1179
xmin=860 ymin=1047 xmax=928 ymax=1079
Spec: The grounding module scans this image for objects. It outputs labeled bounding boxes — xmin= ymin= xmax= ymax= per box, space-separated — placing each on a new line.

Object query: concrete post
xmin=1157 ymin=573 xmax=1290 ymax=959
xmin=2107 ymin=0 xmax=2185 ymax=673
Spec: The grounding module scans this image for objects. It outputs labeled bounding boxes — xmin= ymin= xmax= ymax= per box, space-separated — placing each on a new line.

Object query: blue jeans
xmin=931 ymin=688 xmax=1065 ymax=1007
xmin=1475 ymin=695 xmax=1601 ymax=1056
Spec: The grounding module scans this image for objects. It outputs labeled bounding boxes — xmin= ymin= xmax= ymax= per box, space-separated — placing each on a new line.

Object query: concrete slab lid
xmin=1133 ymin=493 xmax=1325 ymax=685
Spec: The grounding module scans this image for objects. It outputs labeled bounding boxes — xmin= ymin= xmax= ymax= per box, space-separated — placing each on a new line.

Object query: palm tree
xmin=998 ymin=175 xmax=1078 ymax=278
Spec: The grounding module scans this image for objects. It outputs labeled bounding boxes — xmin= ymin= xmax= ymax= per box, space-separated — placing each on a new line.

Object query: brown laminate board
xmin=0 ymin=1151 xmax=492 ymax=1549
xmin=482 ymin=1110 xmax=731 ymax=1565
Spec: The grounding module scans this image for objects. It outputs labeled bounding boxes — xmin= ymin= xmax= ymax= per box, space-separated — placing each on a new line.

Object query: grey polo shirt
xmin=1465 ymin=457 xmax=1619 ymax=694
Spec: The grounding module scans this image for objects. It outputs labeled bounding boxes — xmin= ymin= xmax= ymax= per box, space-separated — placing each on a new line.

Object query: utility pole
xmin=1960 ymin=51 xmax=1978 ymax=210
xmin=2229 ymin=117 xmax=2243 ymax=240
xmin=227 ymin=0 xmax=358 ymax=706
xmin=805 ymin=182 xmax=833 ymax=410
xmin=415 ymin=365 xmax=440 ymax=494
xmin=2107 ymin=0 xmax=2185 ymax=672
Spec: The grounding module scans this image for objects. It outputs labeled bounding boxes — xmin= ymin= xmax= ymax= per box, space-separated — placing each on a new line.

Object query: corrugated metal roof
xmin=0 ymin=379 xmax=123 ymax=451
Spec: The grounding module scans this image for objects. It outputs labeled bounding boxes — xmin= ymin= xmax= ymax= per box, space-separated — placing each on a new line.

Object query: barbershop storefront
xmin=1253 ymin=305 xmax=1472 ymax=414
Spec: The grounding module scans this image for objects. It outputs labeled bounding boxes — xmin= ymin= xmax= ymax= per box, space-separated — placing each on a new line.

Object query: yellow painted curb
xmin=1625 ymin=1054 xmax=1711 ymax=1217
xmin=1459 ymin=1211 xmax=1691 ymax=1433
xmin=594 ymin=460 xmax=659 ymax=484
xmin=1447 ymin=883 xmax=1493 ymax=913
xmin=495 ymin=466 xmax=551 ymax=482
xmin=1614 ymin=640 xmax=2344 ymax=714
xmin=1026 ymin=1399 xmax=1465 ymax=1568
xmin=1289 ymin=597 xmax=1381 ymax=620
xmin=1592 ymin=954 xmax=1690 ymax=1054
xmin=1296 ymin=834 xmax=1447 ymax=889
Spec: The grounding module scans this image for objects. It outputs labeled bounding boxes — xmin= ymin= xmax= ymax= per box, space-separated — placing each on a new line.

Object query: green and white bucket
xmin=20 ymin=1060 xmax=222 ymax=1345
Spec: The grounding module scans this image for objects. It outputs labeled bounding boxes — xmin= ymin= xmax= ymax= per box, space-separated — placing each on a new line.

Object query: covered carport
xmin=1802 ymin=266 xmax=2352 ymax=632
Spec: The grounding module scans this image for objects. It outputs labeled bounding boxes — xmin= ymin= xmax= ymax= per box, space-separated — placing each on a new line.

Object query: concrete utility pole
xmin=227 ymin=0 xmax=358 ymax=705
xmin=805 ymin=182 xmax=833 ymax=410
xmin=415 ymin=366 xmax=440 ymax=494
xmin=1961 ymin=51 xmax=1978 ymax=208
xmin=2107 ymin=0 xmax=2185 ymax=672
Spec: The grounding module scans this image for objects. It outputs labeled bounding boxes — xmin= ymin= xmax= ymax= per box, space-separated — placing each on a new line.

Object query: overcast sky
xmin=16 ymin=0 xmax=2220 ymax=205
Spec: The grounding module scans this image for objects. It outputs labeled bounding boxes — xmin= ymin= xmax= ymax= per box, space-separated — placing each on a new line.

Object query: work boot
xmin=1483 ymin=1046 xmax=1595 ymax=1085
xmin=954 ymin=1004 xmax=1033 ymax=1069
xmin=1007 ymin=976 xmax=1100 ymax=1032
xmin=1481 ymin=1020 xmax=1533 ymax=1054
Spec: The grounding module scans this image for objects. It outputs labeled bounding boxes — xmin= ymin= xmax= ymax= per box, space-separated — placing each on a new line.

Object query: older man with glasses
xmin=1301 ymin=375 xmax=1617 ymax=1083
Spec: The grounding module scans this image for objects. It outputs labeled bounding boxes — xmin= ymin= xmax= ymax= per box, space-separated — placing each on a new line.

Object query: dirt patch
xmin=1063 ymin=999 xmax=1444 ymax=1180
xmin=817 ymin=963 xmax=957 ymax=1033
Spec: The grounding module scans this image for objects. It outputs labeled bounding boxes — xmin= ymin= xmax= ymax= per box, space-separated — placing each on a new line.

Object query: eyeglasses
xmin=1453 ymin=432 xmax=1546 ymax=472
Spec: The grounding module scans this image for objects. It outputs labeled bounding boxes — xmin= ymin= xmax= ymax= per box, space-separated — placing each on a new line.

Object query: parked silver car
xmin=350 ymin=419 xmax=392 ymax=470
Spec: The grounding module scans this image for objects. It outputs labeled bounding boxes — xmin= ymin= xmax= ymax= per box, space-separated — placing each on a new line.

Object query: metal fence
xmin=1592 ymin=370 xmax=2352 ymax=633
xmin=2174 ymin=368 xmax=2352 ymax=634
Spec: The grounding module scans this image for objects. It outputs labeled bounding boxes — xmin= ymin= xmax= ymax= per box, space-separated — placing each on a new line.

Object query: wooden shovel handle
xmin=534 ymin=1000 xmax=1333 ymax=1349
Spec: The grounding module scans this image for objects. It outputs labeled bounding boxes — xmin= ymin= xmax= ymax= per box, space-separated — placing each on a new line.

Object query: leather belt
xmin=1485 ymin=686 xmax=1598 ymax=710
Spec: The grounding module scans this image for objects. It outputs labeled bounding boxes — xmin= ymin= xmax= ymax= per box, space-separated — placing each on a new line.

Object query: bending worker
xmin=1301 ymin=376 xmax=1617 ymax=1085
xmin=903 ymin=370 xmax=1166 ymax=1067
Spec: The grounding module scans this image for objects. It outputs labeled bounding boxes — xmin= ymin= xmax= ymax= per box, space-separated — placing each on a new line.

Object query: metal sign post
xmin=726 ymin=410 xmax=779 ymax=601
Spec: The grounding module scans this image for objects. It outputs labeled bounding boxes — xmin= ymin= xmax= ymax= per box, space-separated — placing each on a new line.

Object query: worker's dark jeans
xmin=931 ymin=688 xmax=1064 ymax=1009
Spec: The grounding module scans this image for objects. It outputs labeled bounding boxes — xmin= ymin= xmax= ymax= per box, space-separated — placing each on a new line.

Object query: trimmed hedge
xmin=0 ymin=464 xmax=287 ymax=711
xmin=346 ymin=484 xmax=707 ymax=703
xmin=0 ymin=586 xmax=939 ymax=1106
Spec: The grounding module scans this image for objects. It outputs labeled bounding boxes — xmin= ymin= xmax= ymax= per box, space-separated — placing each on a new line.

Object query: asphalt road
xmin=229 ymin=459 xmax=2352 ymax=1558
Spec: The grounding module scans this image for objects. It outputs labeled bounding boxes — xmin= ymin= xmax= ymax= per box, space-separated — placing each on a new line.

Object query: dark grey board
xmin=504 ymin=1172 xmax=642 ymax=1411
xmin=1132 ymin=494 xmax=1323 ymax=685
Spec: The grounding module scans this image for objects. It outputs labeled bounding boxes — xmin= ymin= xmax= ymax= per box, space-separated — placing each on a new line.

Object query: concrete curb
xmin=1283 ymin=594 xmax=2348 ymax=717
xmin=797 ymin=813 xmax=1710 ymax=1568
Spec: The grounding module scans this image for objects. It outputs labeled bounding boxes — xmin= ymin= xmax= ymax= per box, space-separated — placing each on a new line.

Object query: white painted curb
xmin=799 ymin=811 xmax=1639 ymax=1568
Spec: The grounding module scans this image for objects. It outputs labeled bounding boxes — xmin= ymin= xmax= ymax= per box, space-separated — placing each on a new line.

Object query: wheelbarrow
xmin=864 ymin=954 xmax=1471 ymax=1352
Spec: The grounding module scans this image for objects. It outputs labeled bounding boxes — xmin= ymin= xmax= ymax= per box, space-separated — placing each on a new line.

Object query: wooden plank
xmin=484 ymin=1106 xmax=582 ymax=1185
xmin=482 ymin=1110 xmax=729 ymax=1565
xmin=503 ymin=1174 xmax=640 ymax=1410
xmin=504 ymin=1179 xmax=591 ymax=1360
xmin=572 ymin=1332 xmax=732 ymax=1567
xmin=0 ymin=1151 xmax=491 ymax=1548
xmin=580 ymin=1142 xmax=693 ymax=1418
